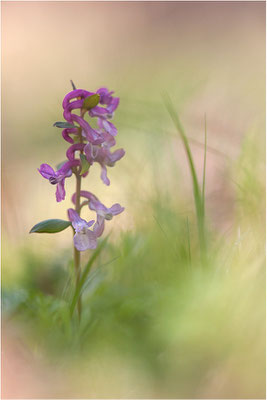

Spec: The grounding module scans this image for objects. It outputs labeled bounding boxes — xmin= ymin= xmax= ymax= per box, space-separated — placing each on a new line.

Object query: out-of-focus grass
xmin=2 ymin=118 xmax=265 ymax=398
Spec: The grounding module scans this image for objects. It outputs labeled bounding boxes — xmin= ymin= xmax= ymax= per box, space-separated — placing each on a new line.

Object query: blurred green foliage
xmin=2 ymin=124 xmax=265 ymax=397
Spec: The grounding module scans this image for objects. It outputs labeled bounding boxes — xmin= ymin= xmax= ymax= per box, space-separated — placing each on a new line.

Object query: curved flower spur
xmin=30 ymin=82 xmax=125 ymax=320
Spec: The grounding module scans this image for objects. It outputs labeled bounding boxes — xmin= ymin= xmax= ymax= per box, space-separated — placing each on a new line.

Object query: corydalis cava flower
xmin=68 ymin=209 xmax=97 ymax=251
xmin=72 ymin=190 xmax=124 ymax=239
xmin=37 ymin=85 xmax=125 ymax=251
xmin=84 ymin=143 xmax=125 ymax=186
xmin=38 ymin=160 xmax=79 ymax=202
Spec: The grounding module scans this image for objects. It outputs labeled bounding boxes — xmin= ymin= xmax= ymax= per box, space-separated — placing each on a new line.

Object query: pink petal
xmin=107 ymin=148 xmax=125 ymax=166
xmin=38 ymin=164 xmax=55 ymax=179
xmin=93 ymin=217 xmax=105 ymax=238
xmin=109 ymin=204 xmax=124 ymax=216
xmin=56 ymin=180 xmax=66 ymax=202
xmin=107 ymin=97 xmax=119 ymax=113
xmin=100 ymin=165 xmax=110 ymax=186
xmin=101 ymin=119 xmax=117 ymax=136
xmin=84 ymin=143 xmax=94 ymax=164
xmin=66 ymin=143 xmax=85 ymax=161
xmin=74 ymin=231 xmax=97 ymax=251
xmin=68 ymin=208 xmax=81 ymax=224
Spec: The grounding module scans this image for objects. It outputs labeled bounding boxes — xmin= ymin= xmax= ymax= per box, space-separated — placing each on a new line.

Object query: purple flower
xmin=62 ymin=127 xmax=79 ymax=144
xmin=97 ymin=118 xmax=117 ymax=137
xmin=97 ymin=88 xmax=115 ymax=104
xmin=63 ymin=99 xmax=103 ymax=145
xmin=62 ymin=89 xmax=92 ymax=109
xmin=66 ymin=143 xmax=86 ymax=161
xmin=92 ymin=216 xmax=105 ymax=238
xmin=71 ymin=190 xmax=96 ymax=205
xmin=90 ymin=88 xmax=119 ymax=136
xmin=71 ymin=190 xmax=124 ymax=232
xmin=36 ymin=85 xmax=124 ymax=257
xmin=62 ymin=88 xmax=120 ymax=144
xmin=68 ymin=208 xmax=97 ymax=251
xmin=84 ymin=143 xmax=125 ymax=185
xmin=89 ymin=88 xmax=119 ymax=118
xmin=38 ymin=160 xmax=79 ymax=202
xmin=89 ymin=197 xmax=124 ymax=221
xmin=89 ymin=197 xmax=124 ymax=237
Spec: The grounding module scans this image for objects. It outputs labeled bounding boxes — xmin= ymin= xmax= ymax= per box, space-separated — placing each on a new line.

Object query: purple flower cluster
xmin=69 ymin=191 xmax=124 ymax=251
xmin=38 ymin=87 xmax=125 ymax=251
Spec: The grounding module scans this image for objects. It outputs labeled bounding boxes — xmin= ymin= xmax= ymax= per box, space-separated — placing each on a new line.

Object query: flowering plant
xmin=30 ymin=82 xmax=125 ymax=319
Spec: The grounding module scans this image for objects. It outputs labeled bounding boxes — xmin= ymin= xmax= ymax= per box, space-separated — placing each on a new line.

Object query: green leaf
xmin=29 ymin=219 xmax=72 ymax=234
xmin=53 ymin=121 xmax=75 ymax=129
xmin=80 ymin=154 xmax=90 ymax=175
xmin=82 ymin=94 xmax=100 ymax=111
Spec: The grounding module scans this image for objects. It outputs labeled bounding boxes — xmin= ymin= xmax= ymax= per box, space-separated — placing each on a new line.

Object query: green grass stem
xmin=202 ymin=114 xmax=207 ymax=217
xmin=164 ymin=94 xmax=207 ymax=265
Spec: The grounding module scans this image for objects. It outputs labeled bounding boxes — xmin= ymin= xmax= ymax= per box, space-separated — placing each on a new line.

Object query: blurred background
xmin=2 ymin=1 xmax=265 ymax=399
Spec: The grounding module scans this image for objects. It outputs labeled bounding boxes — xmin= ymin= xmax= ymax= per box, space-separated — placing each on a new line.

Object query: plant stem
xmin=73 ymin=107 xmax=84 ymax=321
xmin=74 ymin=168 xmax=82 ymax=321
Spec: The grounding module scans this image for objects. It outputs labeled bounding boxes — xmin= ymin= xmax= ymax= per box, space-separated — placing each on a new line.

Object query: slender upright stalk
xmin=74 ymin=171 xmax=82 ymax=320
xmin=73 ymin=120 xmax=84 ymax=321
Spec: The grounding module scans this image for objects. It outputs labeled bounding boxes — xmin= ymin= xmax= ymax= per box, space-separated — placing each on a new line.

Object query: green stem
xmin=72 ymin=105 xmax=85 ymax=321
xmin=74 ymin=171 xmax=82 ymax=321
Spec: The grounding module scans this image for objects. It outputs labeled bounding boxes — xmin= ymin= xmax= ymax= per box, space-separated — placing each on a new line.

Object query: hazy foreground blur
xmin=2 ymin=2 xmax=265 ymax=399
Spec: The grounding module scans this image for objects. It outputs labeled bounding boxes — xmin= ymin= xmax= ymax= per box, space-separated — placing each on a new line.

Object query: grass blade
xmin=163 ymin=94 xmax=202 ymax=209
xmin=70 ymin=235 xmax=109 ymax=317
xmin=202 ymin=114 xmax=207 ymax=217
xmin=186 ymin=217 xmax=191 ymax=267
xmin=163 ymin=93 xmax=206 ymax=264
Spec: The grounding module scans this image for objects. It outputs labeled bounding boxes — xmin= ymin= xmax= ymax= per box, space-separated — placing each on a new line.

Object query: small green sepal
xmin=80 ymin=154 xmax=90 ymax=175
xmin=29 ymin=219 xmax=72 ymax=234
xmin=82 ymin=94 xmax=100 ymax=111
